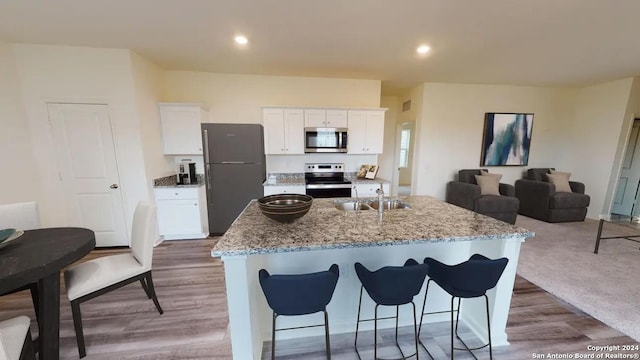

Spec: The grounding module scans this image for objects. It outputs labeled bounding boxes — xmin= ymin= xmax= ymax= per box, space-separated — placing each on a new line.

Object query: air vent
xmin=402 ymin=100 xmax=412 ymax=112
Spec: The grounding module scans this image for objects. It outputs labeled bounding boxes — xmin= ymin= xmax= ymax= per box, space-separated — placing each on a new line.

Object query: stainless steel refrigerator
xmin=201 ymin=124 xmax=266 ymax=235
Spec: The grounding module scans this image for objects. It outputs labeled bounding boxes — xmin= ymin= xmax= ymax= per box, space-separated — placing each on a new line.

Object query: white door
xmin=47 ymin=103 xmax=128 ymax=246
xmin=612 ymin=119 xmax=640 ymax=216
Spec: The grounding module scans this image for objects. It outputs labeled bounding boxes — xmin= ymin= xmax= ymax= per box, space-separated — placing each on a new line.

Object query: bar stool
xmin=259 ymin=264 xmax=339 ymax=360
xmin=354 ymin=259 xmax=429 ymax=360
xmin=419 ymin=254 xmax=508 ymax=360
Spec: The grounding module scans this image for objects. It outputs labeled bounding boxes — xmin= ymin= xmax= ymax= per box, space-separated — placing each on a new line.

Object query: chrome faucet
xmin=353 ymin=185 xmax=360 ymax=213
xmin=376 ymin=184 xmax=384 ymax=223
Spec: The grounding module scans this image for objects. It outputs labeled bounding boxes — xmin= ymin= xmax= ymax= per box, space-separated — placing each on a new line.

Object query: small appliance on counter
xmin=177 ymin=161 xmax=197 ymax=185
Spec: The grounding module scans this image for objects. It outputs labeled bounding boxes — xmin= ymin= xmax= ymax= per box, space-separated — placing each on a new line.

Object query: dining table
xmin=0 ymin=227 xmax=96 ymax=360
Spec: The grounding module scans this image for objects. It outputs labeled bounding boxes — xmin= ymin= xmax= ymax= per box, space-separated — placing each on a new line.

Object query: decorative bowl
xmin=258 ymin=194 xmax=313 ymax=223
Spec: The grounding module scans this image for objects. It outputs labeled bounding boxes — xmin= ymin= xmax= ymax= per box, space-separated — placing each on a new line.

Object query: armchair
xmin=445 ymin=169 xmax=519 ymax=224
xmin=514 ymin=168 xmax=590 ymax=222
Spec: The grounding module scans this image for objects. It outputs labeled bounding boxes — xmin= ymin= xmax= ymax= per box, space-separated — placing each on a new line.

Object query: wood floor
xmin=0 ymin=238 xmax=637 ymax=359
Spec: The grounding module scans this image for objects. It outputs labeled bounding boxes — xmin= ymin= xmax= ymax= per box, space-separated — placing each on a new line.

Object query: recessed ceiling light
xmin=234 ymin=35 xmax=248 ymax=45
xmin=416 ymin=45 xmax=431 ymax=55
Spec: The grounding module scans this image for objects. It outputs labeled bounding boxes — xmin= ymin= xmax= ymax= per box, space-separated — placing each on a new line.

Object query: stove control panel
xmin=305 ymin=163 xmax=344 ymax=173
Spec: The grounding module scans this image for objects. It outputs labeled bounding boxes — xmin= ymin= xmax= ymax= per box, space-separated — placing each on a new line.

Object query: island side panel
xmin=462 ymin=234 xmax=526 ymax=346
xmin=220 ymin=255 xmax=265 ymax=360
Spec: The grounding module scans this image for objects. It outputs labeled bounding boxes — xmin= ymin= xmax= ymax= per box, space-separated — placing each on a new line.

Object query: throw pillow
xmin=549 ymin=169 xmax=572 ymax=179
xmin=546 ymin=173 xmax=572 ymax=193
xmin=475 ymin=174 xmax=502 ymax=196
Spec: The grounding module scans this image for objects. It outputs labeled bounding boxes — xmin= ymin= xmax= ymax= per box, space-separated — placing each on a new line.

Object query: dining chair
xmin=419 ymin=254 xmax=509 ymax=360
xmin=63 ymin=201 xmax=163 ymax=358
xmin=354 ymin=259 xmax=429 ymax=360
xmin=0 ymin=315 xmax=36 ymax=360
xmin=259 ymin=264 xmax=340 ymax=360
xmin=0 ymin=202 xmax=41 ymax=320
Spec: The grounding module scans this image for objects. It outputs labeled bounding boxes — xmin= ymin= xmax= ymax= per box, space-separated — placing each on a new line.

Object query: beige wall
xmin=414 ymin=83 xmax=574 ymax=200
xmin=0 ymin=41 xmax=39 ymax=204
xmin=130 ymin=51 xmax=174 ymax=199
xmin=379 ymin=96 xmax=398 ymax=188
xmin=11 ymin=44 xmax=150 ymax=239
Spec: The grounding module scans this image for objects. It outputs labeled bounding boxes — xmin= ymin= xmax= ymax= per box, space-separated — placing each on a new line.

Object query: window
xmin=399 ymin=128 xmax=411 ymax=168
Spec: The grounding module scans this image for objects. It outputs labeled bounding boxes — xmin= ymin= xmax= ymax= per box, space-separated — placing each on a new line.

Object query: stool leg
xmin=485 ymin=294 xmax=493 ymax=360
xmin=324 ymin=310 xmax=331 ymax=360
xmin=395 ymin=305 xmax=400 ymax=344
xmin=271 ymin=312 xmax=277 ymax=360
xmin=450 ymin=296 xmax=455 ymax=360
xmin=354 ymin=286 xmax=364 ymax=358
xmin=418 ymin=279 xmax=432 ymax=337
xmin=454 ymin=297 xmax=462 ymax=339
xmin=374 ymin=304 xmax=379 ymax=360
xmin=412 ymin=301 xmax=419 ymax=360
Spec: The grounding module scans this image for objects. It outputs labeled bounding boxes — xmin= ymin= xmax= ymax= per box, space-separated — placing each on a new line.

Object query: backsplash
xmin=266 ymin=153 xmax=378 ymax=173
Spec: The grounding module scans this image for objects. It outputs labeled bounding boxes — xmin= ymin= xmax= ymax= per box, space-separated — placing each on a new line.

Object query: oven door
xmin=306 ymin=185 xmax=352 ymax=198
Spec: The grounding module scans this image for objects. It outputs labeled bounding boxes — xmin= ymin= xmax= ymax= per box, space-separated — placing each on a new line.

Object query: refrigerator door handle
xmin=221 ymin=161 xmax=246 ymax=164
xmin=205 ymin=164 xmax=212 ymax=203
xmin=203 ymin=129 xmax=210 ymax=163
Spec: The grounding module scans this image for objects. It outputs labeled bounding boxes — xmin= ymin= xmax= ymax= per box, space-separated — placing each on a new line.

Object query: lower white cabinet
xmin=263 ymin=185 xmax=306 ymax=196
xmin=352 ymin=183 xmax=390 ymax=197
xmin=154 ymin=186 xmax=208 ymax=240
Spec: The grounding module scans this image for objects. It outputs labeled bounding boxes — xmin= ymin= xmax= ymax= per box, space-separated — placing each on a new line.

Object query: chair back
xmin=458 ymin=169 xmax=483 ymax=184
xmin=527 ymin=168 xmax=554 ymax=182
xmin=130 ymin=202 xmax=157 ymax=271
xmin=259 ymin=264 xmax=339 ymax=316
xmin=355 ymin=259 xmax=429 ymax=306
xmin=425 ymin=254 xmax=508 ymax=298
xmin=0 ymin=202 xmax=40 ymax=230
xmin=0 ymin=315 xmax=31 ymax=360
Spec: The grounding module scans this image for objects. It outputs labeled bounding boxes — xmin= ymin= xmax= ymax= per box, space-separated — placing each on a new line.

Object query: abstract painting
xmin=480 ymin=112 xmax=534 ymax=166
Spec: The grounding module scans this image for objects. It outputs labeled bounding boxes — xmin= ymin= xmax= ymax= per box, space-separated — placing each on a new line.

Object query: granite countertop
xmin=212 ymin=196 xmax=534 ymax=257
xmin=153 ymin=174 xmax=205 ymax=188
xmin=263 ymin=173 xmax=305 ymax=186
xmin=347 ymin=176 xmax=391 ymax=185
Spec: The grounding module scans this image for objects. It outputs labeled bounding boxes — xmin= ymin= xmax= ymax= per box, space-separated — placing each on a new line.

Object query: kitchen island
xmin=212 ymin=196 xmax=533 ymax=359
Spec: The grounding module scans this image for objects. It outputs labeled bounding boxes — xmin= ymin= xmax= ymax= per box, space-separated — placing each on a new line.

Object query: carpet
xmin=515 ymin=216 xmax=640 ymax=342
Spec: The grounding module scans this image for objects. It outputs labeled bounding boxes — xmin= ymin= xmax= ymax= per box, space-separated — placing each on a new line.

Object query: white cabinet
xmin=159 ymin=103 xmax=208 ymax=155
xmin=154 ymin=186 xmax=208 ymax=240
xmin=352 ymin=183 xmax=390 ymax=197
xmin=263 ymin=185 xmax=306 ymax=196
xmin=347 ymin=110 xmax=386 ymax=154
xmin=263 ymin=108 xmax=304 ymax=154
xmin=304 ymin=109 xmax=348 ymax=128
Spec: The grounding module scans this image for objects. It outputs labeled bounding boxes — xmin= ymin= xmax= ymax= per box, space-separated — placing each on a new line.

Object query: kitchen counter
xmin=213 ymin=195 xmax=534 ymax=359
xmin=152 ymin=174 xmax=205 ymax=188
xmin=212 ymin=196 xmax=531 ymax=256
xmin=262 ymin=172 xmax=305 ymax=186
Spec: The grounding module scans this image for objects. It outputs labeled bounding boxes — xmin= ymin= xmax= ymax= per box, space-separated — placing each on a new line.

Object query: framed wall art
xmin=480 ymin=112 xmax=534 ymax=166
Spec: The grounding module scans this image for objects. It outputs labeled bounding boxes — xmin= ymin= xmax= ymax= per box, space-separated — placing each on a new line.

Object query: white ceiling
xmin=1 ymin=0 xmax=639 ymax=94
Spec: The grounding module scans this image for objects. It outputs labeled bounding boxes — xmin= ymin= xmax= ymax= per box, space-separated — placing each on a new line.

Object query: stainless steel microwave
xmin=304 ymin=127 xmax=348 ymax=153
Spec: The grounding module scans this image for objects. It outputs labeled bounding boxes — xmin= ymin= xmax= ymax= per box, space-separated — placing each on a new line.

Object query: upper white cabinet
xmin=304 ymin=109 xmax=348 ymax=128
xmin=159 ymin=103 xmax=208 ymax=155
xmin=347 ymin=110 xmax=386 ymax=154
xmin=263 ymin=108 xmax=305 ymax=154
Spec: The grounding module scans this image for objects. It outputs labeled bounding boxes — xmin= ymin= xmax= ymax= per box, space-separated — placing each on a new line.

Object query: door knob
xmin=110 ymin=184 xmax=119 ymax=189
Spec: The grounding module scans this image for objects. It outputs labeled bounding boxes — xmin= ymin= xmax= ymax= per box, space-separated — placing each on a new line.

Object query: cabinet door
xmin=304 ymin=109 xmax=327 ymax=128
xmin=156 ymin=199 xmax=202 ymax=235
xmin=160 ymin=105 xmax=204 ymax=155
xmin=347 ymin=110 xmax=368 ymax=154
xmin=263 ymin=108 xmax=286 ymax=154
xmin=326 ymin=109 xmax=348 ymax=128
xmin=284 ymin=109 xmax=304 ymax=154
xmin=264 ymin=185 xmax=306 ymax=196
xmin=365 ymin=111 xmax=385 ymax=154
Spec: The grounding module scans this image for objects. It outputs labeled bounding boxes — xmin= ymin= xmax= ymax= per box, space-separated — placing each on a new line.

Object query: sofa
xmin=514 ymin=168 xmax=590 ymax=222
xmin=445 ymin=169 xmax=520 ymax=224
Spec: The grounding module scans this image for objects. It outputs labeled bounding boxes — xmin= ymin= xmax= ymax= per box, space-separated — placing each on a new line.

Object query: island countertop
xmin=212 ymin=196 xmax=533 ymax=257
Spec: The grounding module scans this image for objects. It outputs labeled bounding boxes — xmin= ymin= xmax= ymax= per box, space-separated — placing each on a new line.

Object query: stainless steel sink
xmin=367 ymin=199 xmax=411 ymax=210
xmin=334 ymin=199 xmax=410 ymax=211
xmin=334 ymin=201 xmax=372 ymax=211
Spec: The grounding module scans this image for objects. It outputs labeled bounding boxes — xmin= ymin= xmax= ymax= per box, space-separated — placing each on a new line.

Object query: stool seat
xmin=354 ymin=259 xmax=429 ymax=360
xmin=419 ymin=254 xmax=508 ymax=360
xmin=259 ymin=264 xmax=339 ymax=360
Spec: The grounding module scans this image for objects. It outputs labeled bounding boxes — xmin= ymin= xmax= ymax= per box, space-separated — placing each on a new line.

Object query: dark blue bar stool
xmin=354 ymin=259 xmax=429 ymax=360
xmin=419 ymin=254 xmax=508 ymax=360
xmin=259 ymin=264 xmax=339 ymax=360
